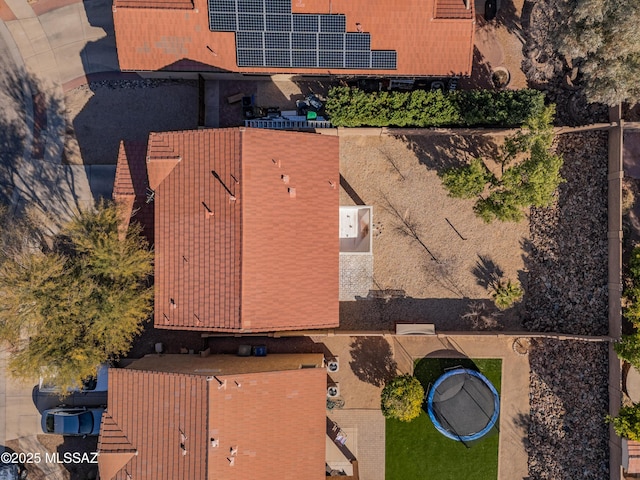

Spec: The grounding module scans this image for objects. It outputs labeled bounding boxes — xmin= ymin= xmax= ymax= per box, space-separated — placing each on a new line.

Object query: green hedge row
xmin=325 ymin=87 xmax=547 ymax=128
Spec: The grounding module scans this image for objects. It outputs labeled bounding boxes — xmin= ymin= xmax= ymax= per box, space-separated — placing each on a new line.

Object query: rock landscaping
xmin=528 ymin=339 xmax=609 ymax=479
xmin=524 ymin=131 xmax=609 ymax=335
xmin=524 ymin=131 xmax=610 ymax=479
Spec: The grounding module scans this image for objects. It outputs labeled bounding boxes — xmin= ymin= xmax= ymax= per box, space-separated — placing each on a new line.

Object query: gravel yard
xmin=523 ymin=131 xmax=610 ymax=480
xmin=524 ymin=132 xmax=608 ymax=335
xmin=528 ymin=339 xmax=609 ymax=479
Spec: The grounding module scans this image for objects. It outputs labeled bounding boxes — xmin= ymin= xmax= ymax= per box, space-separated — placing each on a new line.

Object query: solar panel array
xmin=208 ymin=0 xmax=397 ymax=69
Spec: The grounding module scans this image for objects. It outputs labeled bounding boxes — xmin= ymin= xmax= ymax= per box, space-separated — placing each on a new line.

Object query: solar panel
xmin=210 ymin=13 xmax=237 ymax=31
xmin=345 ymin=51 xmax=371 ymax=69
xmin=319 ymin=14 xmax=345 ymax=32
xmin=293 ymin=14 xmax=319 ymax=32
xmin=208 ymin=0 xmax=397 ymax=70
xmin=318 ymin=33 xmax=344 ymax=51
xmin=265 ymin=49 xmax=291 ymax=67
xmin=236 ymin=31 xmax=264 ymax=49
xmin=345 ymin=33 xmax=370 ymax=51
xmin=237 ymin=0 xmax=262 ymax=13
xmin=292 ymin=50 xmax=317 ymax=67
xmin=265 ymin=32 xmax=290 ymax=49
xmin=318 ymin=50 xmax=343 ymax=68
xmin=292 ymin=32 xmax=317 ymax=50
xmin=238 ymin=13 xmax=264 ymax=30
xmin=210 ymin=0 xmax=236 ymax=11
xmin=266 ymin=14 xmax=291 ymax=31
xmin=371 ymin=50 xmax=397 ymax=69
xmin=237 ymin=49 xmax=265 ymax=66
xmin=265 ymin=0 xmax=291 ymax=13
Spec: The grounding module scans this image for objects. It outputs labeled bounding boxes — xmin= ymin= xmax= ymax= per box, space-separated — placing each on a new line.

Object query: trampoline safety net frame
xmin=426 ymin=368 xmax=500 ymax=444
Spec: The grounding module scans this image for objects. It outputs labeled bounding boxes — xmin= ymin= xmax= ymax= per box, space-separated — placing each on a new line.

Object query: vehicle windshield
xmin=82 ymin=376 xmax=97 ymax=391
xmin=45 ymin=414 xmax=55 ymax=433
xmin=78 ymin=412 xmax=94 ymax=434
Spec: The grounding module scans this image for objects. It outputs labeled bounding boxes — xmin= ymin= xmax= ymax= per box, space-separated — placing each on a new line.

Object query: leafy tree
xmin=615 ymin=335 xmax=640 ymax=370
xmin=554 ymin=0 xmax=640 ymax=105
xmin=607 ymin=404 xmax=640 ymax=441
xmin=474 ymin=192 xmax=525 ymax=223
xmin=0 ymin=200 xmax=153 ymax=391
xmin=500 ymin=143 xmax=564 ymax=208
xmin=381 ymin=374 xmax=424 ymax=422
xmin=617 ymin=245 xmax=640 ymax=368
xmin=440 ymin=105 xmax=564 ymax=223
xmin=491 ymin=279 xmax=524 ymax=310
xmin=439 ymin=158 xmax=494 ymax=199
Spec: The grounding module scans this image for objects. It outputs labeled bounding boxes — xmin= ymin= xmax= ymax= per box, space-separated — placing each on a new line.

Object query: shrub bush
xmin=381 ymin=374 xmax=425 ymax=422
xmin=491 ymin=279 xmax=524 ymax=310
xmin=607 ymin=404 xmax=640 ymax=441
xmin=325 ymin=87 xmax=546 ymax=128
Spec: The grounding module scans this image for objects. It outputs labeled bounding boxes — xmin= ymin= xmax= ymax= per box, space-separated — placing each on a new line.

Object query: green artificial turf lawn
xmin=385 ymin=358 xmax=502 ymax=480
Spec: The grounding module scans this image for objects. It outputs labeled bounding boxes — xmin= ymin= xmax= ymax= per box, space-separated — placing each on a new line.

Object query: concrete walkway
xmin=2 ymin=0 xmax=117 ymax=90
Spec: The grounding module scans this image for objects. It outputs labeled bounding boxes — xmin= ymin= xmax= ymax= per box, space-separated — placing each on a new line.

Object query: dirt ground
xmin=338 ymin=133 xmax=529 ymax=332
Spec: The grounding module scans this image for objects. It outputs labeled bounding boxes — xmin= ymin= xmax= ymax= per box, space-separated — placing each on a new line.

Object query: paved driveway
xmin=0 ymin=347 xmax=41 ymax=443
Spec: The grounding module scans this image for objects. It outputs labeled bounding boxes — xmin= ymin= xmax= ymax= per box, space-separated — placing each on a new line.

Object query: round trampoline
xmin=426 ymin=368 xmax=500 ymax=442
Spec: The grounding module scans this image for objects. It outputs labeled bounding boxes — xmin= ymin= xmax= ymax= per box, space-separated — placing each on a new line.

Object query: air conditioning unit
xmin=327 ymin=384 xmax=340 ymax=398
xmin=326 ymin=358 xmax=339 ymax=373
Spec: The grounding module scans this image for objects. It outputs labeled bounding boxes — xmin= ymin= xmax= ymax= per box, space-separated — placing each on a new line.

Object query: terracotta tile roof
xmin=151 ymin=128 xmax=339 ymax=332
xmin=629 ymin=440 xmax=640 ymax=474
xmin=113 ymin=141 xmax=155 ymax=244
xmin=115 ymin=0 xmax=192 ymax=8
xmin=98 ymin=362 xmax=326 ymax=480
xmin=207 ymin=368 xmax=326 ymax=480
xmin=434 ymin=0 xmax=474 ymax=19
xmin=99 ymin=368 xmax=209 ymax=480
xmin=113 ymin=0 xmax=474 ymax=76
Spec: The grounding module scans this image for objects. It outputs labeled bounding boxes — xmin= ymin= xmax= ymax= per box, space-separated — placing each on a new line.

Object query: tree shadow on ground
xmin=459 ymin=46 xmax=495 ymax=90
xmin=414 ymin=356 xmax=478 ymax=386
xmin=494 ymin=0 xmax=525 ymax=41
xmin=393 ymin=131 xmax=500 ymax=174
xmin=472 ymin=254 xmax=504 ymax=289
xmin=339 ymin=296 xmax=523 ymax=332
xmin=0 ymin=68 xmax=90 ymax=225
xmin=348 ymin=337 xmax=397 ymax=387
